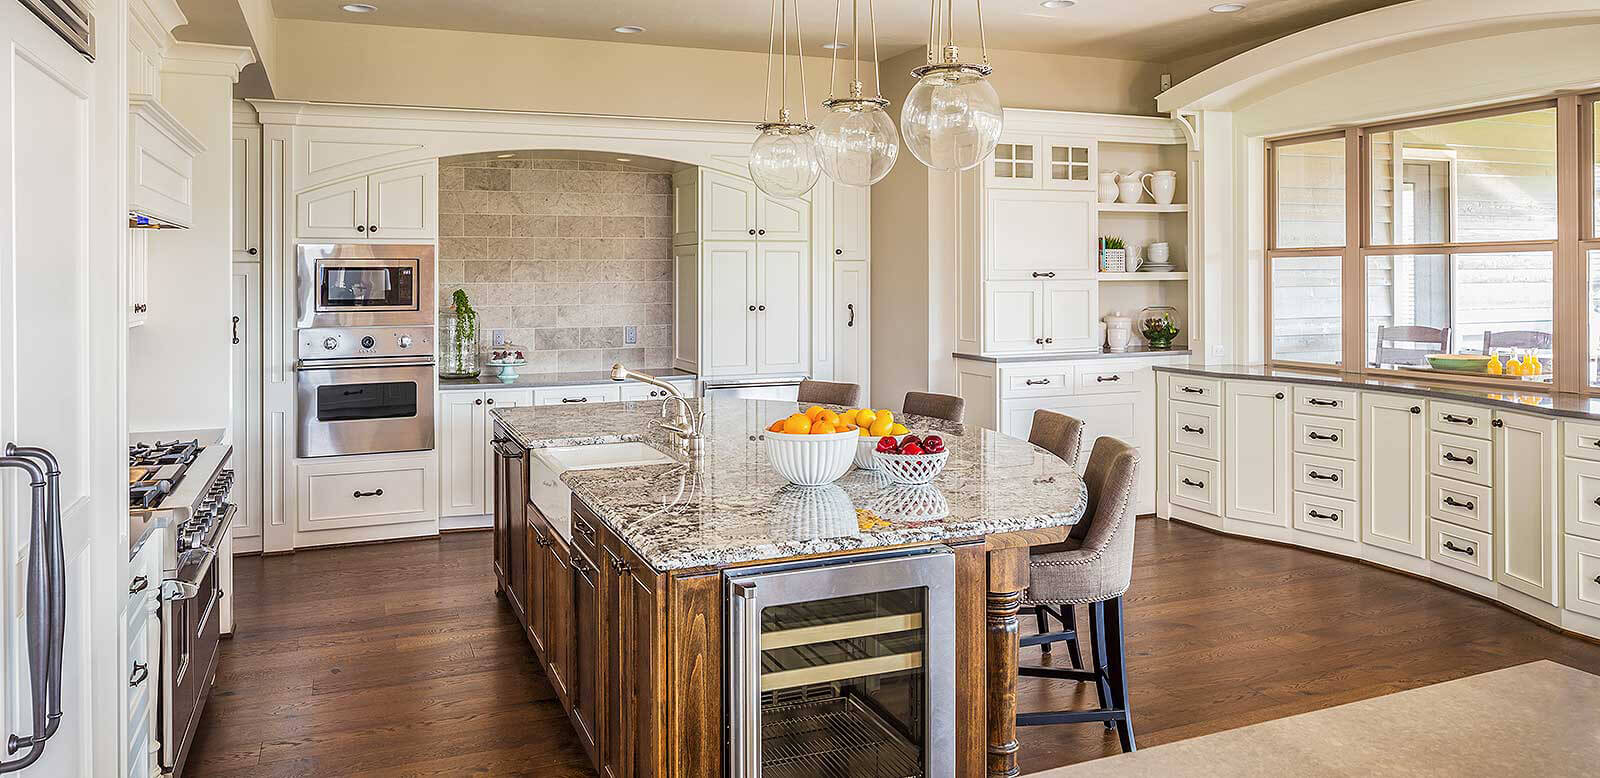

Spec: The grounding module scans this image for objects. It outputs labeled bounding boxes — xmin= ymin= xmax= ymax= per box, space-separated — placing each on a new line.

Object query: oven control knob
xmin=361 ymin=336 xmax=376 ymax=350
xmin=323 ymin=337 xmax=339 ymax=351
xmin=397 ymin=335 xmax=413 ymax=349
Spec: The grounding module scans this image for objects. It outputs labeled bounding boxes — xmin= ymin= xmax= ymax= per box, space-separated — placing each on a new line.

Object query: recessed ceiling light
xmin=1039 ymin=0 xmax=1075 ymax=8
xmin=822 ymin=41 xmax=849 ymax=49
xmin=615 ymin=157 xmax=633 ymax=162
xmin=341 ymin=3 xmax=377 ymax=12
xmin=612 ymin=25 xmax=645 ymax=34
xmin=495 ymin=153 xmax=515 ymax=159
xmin=1209 ymin=3 xmax=1246 ymax=12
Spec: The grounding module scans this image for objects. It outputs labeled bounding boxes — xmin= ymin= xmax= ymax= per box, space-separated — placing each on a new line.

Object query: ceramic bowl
xmin=874 ymin=449 xmax=951 ymax=486
xmin=854 ymin=433 xmax=910 ymax=470
xmin=766 ymin=429 xmax=858 ymax=486
xmin=1426 ymin=354 xmax=1492 ymax=373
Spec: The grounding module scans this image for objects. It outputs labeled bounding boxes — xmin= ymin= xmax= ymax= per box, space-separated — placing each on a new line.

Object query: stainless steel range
xmin=128 ymin=436 xmax=236 ymax=778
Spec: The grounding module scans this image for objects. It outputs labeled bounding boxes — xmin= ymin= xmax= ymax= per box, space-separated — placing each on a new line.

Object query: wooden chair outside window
xmin=1372 ymin=325 xmax=1450 ymax=367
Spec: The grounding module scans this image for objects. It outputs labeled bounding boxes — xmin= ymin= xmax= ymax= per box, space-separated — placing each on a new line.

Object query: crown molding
xmin=163 ymin=42 xmax=256 ymax=82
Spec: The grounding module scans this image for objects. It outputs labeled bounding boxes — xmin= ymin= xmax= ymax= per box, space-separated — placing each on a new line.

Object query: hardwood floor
xmin=188 ymin=520 xmax=1600 ymax=776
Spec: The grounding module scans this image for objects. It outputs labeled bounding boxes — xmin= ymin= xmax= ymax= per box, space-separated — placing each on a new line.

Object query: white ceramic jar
xmin=1104 ymin=312 xmax=1134 ymax=352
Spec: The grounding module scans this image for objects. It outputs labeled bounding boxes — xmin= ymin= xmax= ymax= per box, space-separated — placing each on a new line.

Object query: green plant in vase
xmin=442 ymin=288 xmax=480 ymax=378
xmin=1141 ymin=311 xmax=1180 ymax=350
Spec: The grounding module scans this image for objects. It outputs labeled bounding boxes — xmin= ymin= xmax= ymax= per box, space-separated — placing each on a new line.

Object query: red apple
xmin=899 ymin=442 xmax=926 ymax=455
xmin=876 ymin=436 xmax=899 ymax=453
xmin=922 ymin=435 xmax=944 ymax=453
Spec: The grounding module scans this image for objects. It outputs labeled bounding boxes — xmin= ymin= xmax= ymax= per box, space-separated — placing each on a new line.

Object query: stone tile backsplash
xmin=438 ymin=156 xmax=674 ymax=374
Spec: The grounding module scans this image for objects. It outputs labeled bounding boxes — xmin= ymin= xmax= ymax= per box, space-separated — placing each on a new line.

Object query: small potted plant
xmin=1140 ymin=307 xmax=1181 ymax=350
xmin=1099 ymin=236 xmax=1127 ymax=272
xmin=439 ymin=289 xmax=482 ymax=378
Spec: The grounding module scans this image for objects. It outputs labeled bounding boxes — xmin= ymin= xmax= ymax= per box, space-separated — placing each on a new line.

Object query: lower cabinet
xmin=598 ymin=529 xmax=665 ymax=778
xmin=569 ymin=540 xmax=600 ymax=760
xmin=441 ymin=388 xmax=534 ymax=519
xmin=1222 ymin=381 xmax=1291 ymax=527
xmin=1492 ymin=411 xmax=1559 ymax=605
xmin=491 ymin=425 xmax=529 ymax=624
xmin=1360 ymin=393 xmax=1428 ymax=558
xmin=526 ymin=515 xmax=549 ymax=660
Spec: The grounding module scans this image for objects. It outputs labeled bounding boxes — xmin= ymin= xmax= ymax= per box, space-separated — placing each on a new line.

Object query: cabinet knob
xmin=1491 ymin=418 xmax=1505 ymax=428
xmin=1035 ymin=338 xmax=1045 ymax=345
xmin=486 ymin=398 xmax=494 ymax=405
xmin=835 ymin=248 xmax=843 ymax=255
xmin=356 ymin=225 xmax=366 ymax=232
xmin=247 ymin=247 xmax=258 ymax=256
xmin=1044 ymin=337 xmax=1054 ymax=344
xmin=1274 ymin=392 xmax=1285 ymax=400
xmin=749 ymin=305 xmax=757 ymax=312
xmin=757 ymin=229 xmax=766 ymax=236
xmin=748 ymin=229 xmax=756 ymax=235
xmin=369 ymin=225 xmax=378 ymax=233
xmin=758 ymin=304 xmax=766 ymax=311
xmin=475 ymin=398 xmax=483 ymax=405
xmin=1410 ymin=406 xmax=1422 ymax=414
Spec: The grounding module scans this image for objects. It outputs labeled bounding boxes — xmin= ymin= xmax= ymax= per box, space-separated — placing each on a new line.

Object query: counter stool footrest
xmin=1018 ymin=708 xmax=1127 ymax=726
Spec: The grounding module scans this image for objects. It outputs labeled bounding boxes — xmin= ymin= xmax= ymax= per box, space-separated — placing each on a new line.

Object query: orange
xmin=767 ymin=420 xmax=785 ymax=433
xmin=782 ymin=414 xmax=812 ymax=434
xmin=805 ymin=405 xmax=827 ymax=421
xmin=810 ymin=424 xmax=836 ymax=435
xmin=816 ymin=409 xmax=839 ymax=426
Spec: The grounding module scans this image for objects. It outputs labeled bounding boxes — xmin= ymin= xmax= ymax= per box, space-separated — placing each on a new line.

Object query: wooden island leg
xmin=986 ymin=546 xmax=1029 ymax=778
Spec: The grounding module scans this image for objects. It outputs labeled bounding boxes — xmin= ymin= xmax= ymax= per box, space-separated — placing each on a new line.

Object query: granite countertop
xmin=954 ymin=346 xmax=1192 ymax=363
xmin=492 ymin=396 xmax=1088 ymax=572
xmin=1157 ymin=363 xmax=1600 ymax=421
xmin=438 ymin=366 xmax=695 ymax=391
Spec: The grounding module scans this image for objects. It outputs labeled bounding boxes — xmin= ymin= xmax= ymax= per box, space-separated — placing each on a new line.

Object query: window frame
xmin=1265 ymin=95 xmax=1585 ymax=393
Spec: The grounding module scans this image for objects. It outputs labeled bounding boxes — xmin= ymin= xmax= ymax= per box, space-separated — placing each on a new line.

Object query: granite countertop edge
xmin=1155 ymin=364 xmax=1600 ymax=422
xmin=440 ymin=366 xmax=696 ymax=391
xmin=954 ymin=348 xmax=1192 ymax=364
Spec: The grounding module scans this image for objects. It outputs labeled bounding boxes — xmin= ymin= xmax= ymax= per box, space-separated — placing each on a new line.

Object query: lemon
xmin=858 ymin=427 xmax=870 ymax=436
xmin=868 ymin=417 xmax=893 ymax=437
xmin=889 ymin=423 xmax=909 ymax=435
xmin=878 ymin=410 xmax=894 ymax=426
xmin=854 ymin=409 xmax=876 ymax=429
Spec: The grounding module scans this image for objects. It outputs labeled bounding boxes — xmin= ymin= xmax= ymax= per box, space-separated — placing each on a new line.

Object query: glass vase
xmin=439 ymin=315 xmax=482 ymax=378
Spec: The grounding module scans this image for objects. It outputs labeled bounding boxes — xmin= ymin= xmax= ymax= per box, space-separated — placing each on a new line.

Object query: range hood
xmin=128 ymin=94 xmax=203 ymax=230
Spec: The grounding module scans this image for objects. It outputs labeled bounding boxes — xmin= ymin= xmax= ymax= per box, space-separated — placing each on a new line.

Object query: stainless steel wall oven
xmin=294 ymin=326 xmax=435 ymax=458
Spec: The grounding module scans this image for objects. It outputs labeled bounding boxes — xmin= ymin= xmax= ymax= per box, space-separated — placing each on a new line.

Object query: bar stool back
xmin=1026 ymin=410 xmax=1088 ymax=668
xmin=901 ymin=391 xmax=965 ymax=422
xmin=796 ymin=379 xmax=861 ymax=407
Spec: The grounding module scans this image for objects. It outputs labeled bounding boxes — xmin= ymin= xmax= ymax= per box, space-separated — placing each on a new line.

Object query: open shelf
xmin=1098 ymin=272 xmax=1187 ymax=281
xmin=1098 ymin=202 xmax=1188 ymax=213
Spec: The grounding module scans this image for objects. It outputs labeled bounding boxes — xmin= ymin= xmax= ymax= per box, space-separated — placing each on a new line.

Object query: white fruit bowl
xmin=874 ymin=449 xmax=951 ymax=485
xmin=854 ymin=433 xmax=908 ymax=470
xmin=766 ymin=429 xmax=859 ymax=486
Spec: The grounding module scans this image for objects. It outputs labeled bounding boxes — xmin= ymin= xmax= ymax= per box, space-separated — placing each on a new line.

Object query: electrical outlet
xmin=1160 ymin=73 xmax=1172 ymax=92
xmin=491 ymin=329 xmax=507 ymax=348
xmin=624 ymin=325 xmax=638 ymax=345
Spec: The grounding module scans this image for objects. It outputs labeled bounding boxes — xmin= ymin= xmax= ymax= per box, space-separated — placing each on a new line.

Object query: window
xmin=1271 ymin=256 xmax=1341 ymax=365
xmin=1366 ymin=253 xmax=1552 ymax=375
xmin=1271 ymin=136 xmax=1345 ymax=249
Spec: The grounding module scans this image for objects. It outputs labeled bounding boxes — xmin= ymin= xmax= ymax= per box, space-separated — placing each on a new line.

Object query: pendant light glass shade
xmin=749 ymin=120 xmax=822 ymax=199
xmin=816 ymin=98 xmax=899 ymax=187
xmin=901 ymin=63 xmax=1002 ymax=172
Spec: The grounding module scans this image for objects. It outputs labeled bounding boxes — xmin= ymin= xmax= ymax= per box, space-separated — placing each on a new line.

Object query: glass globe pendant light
xmin=901 ymin=0 xmax=1003 ymax=172
xmin=815 ymin=0 xmax=899 ymax=187
xmin=749 ymin=0 xmax=821 ymax=199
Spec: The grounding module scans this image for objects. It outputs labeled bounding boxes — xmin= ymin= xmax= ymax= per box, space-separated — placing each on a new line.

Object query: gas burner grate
xmin=760 ymin=694 xmax=922 ymax=778
xmin=129 ymin=438 xmax=203 ymax=467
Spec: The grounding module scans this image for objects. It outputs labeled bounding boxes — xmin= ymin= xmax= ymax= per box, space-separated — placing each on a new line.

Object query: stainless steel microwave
xmin=296 ymin=243 xmax=435 ymax=328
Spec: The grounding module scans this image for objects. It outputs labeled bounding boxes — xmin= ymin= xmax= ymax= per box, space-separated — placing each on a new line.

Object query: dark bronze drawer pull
xmin=129 ymin=575 xmax=149 ymax=595
xmin=1307 ymin=470 xmax=1339 ymax=482
xmin=1180 ymin=425 xmax=1204 ymax=434
xmin=573 ymin=517 xmax=595 ymax=537
xmin=1307 ymin=398 xmax=1339 ymax=407
xmin=129 ymin=662 xmax=149 ymax=687
xmin=352 ymin=489 xmax=384 ymax=499
xmin=562 ymin=397 xmax=589 ymax=403
xmin=1095 ymin=375 xmax=1120 ymax=383
xmin=1025 ymin=378 xmax=1051 ymax=386
xmin=1307 ymin=509 xmax=1340 ymax=522
xmin=1442 ymin=413 xmax=1474 ymax=425
xmin=1180 ymin=386 xmax=1204 ymax=394
xmin=1180 ymin=478 xmax=1205 ymax=488
xmin=1441 ymin=452 xmax=1475 ymax=465
xmin=1492 ymin=418 xmax=1505 ymax=428
xmin=1442 ymin=496 xmax=1475 ymax=511
xmin=1031 ymin=271 xmax=1056 ymax=278
xmin=1442 ymin=540 xmax=1475 ymax=557
xmin=1307 ymin=431 xmax=1339 ymax=442
xmin=1592 ymin=496 xmax=1600 ymax=508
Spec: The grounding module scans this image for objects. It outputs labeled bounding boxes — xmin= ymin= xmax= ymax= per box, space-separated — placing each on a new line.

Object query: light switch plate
xmin=624 ymin=325 xmax=638 ymax=345
xmin=491 ymin=329 xmax=507 ymax=348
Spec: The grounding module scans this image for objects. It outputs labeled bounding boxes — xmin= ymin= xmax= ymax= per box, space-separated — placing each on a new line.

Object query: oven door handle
xmin=295 ymin=357 xmax=437 ymax=371
xmin=161 ymin=505 xmax=237 ymax=600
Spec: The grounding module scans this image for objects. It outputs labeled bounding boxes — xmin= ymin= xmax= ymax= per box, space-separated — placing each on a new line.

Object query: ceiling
xmin=271 ymin=0 xmax=1411 ymax=63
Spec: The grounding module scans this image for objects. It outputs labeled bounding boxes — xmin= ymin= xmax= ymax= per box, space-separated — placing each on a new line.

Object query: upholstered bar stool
xmin=796 ymin=379 xmax=861 ymax=406
xmin=901 ymin=391 xmax=965 ymax=422
xmin=1026 ymin=409 xmax=1087 ymax=668
xmin=1018 ymin=436 xmax=1139 ymax=752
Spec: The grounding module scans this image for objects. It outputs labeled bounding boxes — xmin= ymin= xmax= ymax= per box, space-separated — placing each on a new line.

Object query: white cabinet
xmin=1222 ymin=381 xmax=1291 ymax=528
xmin=701 ymin=169 xmax=759 ymax=240
xmin=756 ymin=242 xmax=809 ymax=374
xmin=986 ymin=281 xmax=1044 ymax=353
xmin=1492 ymin=411 xmax=1559 ymax=605
xmin=833 ymin=261 xmax=870 ymax=395
xmin=673 ymin=243 xmax=700 ymax=369
xmin=231 ymin=264 xmax=263 ymax=553
xmin=672 ymin=169 xmax=700 ymax=245
xmin=129 ymin=95 xmax=203 ymax=228
xmin=439 ymin=391 xmax=490 ymax=518
xmin=985 ymin=189 xmax=1097 ymax=280
xmin=128 ymin=230 xmax=149 ymax=327
xmin=231 ymin=125 xmax=261 ymax=261
xmin=1042 ymin=280 xmax=1100 ymax=352
xmin=296 ymin=160 xmax=437 ymax=240
xmin=986 ymin=134 xmax=1095 ymax=192
xmin=831 ymin=182 xmax=870 ymax=261
xmin=983 ymin=279 xmax=1099 ymax=354
xmin=702 ymin=242 xmax=758 ymax=375
xmin=534 ymin=385 xmax=623 ymax=405
xmin=1360 ymin=393 xmax=1428 ymax=558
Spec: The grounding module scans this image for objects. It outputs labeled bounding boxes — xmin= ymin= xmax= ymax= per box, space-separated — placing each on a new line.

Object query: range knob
xmin=322 ymin=336 xmax=339 ymax=351
xmin=361 ymin=335 xmax=376 ymax=349
xmin=397 ymin=335 xmax=413 ymax=349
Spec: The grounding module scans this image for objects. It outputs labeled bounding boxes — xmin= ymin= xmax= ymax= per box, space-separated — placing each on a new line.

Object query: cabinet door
xmin=986 ymin=189 xmax=1097 ymax=280
xmin=599 ymin=538 xmax=662 ymax=778
xmin=439 ymin=392 xmax=487 ymax=517
xmin=985 ymin=280 xmax=1043 ymax=353
xmin=1493 ymin=411 xmax=1559 ymax=605
xmin=758 ymin=190 xmax=810 ymax=241
xmin=570 ymin=545 xmax=601 ymax=761
xmin=833 ymin=260 xmax=869 ymax=394
xmin=545 ymin=536 xmax=575 ymax=703
xmin=231 ymin=127 xmax=261 ymax=261
xmin=505 ymin=450 xmax=529 ymax=625
xmin=986 ymin=135 xmax=1041 ymax=189
xmin=756 ymin=241 xmax=809 ymax=374
xmin=1041 ymin=279 xmax=1100 ymax=351
xmin=701 ymin=169 xmax=758 ymax=240
xmin=1041 ymin=136 xmax=1095 ymax=191
xmin=673 ymin=243 xmax=699 ymax=368
xmin=491 ymin=430 xmax=510 ymax=589
xmin=128 ymin=231 xmax=148 ymax=327
xmin=230 ymin=264 xmax=262 ymax=547
xmin=481 ymin=389 xmax=532 ymax=513
xmin=1223 ymin=381 xmax=1291 ymax=527
xmin=831 ymin=182 xmax=869 ymax=261
xmin=599 ymin=544 xmax=627 ymax=778
xmin=1003 ymin=393 xmax=1139 ymax=471
xmin=526 ymin=516 xmax=549 ymax=659
xmin=296 ymin=176 xmax=368 ymax=240
xmin=368 ymin=162 xmax=437 ymax=240
xmin=701 ymin=242 xmax=758 ymax=375
xmin=1362 ymin=393 xmax=1428 ymax=558
xmin=671 ymin=169 xmax=699 ymax=245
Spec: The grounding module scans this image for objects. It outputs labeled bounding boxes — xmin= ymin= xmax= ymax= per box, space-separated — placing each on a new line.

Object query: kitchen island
xmin=490 ymin=396 xmax=1088 ymax=778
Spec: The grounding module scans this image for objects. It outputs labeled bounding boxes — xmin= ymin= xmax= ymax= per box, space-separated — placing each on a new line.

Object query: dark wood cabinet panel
xmin=526 ymin=513 xmax=549 ymax=661
xmin=503 ymin=447 xmax=529 ymax=627
xmin=544 ymin=532 xmax=574 ymax=705
xmin=570 ymin=542 xmax=600 ymax=763
xmin=491 ymin=426 xmax=509 ymax=592
xmin=666 ymin=571 xmax=721 ymax=778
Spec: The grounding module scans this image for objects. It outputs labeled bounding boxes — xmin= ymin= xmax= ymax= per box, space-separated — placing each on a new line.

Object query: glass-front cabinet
xmin=726 ymin=548 xmax=956 ymax=777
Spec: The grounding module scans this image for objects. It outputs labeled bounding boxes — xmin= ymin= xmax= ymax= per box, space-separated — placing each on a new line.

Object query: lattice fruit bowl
xmin=873 ymin=449 xmax=951 ymax=486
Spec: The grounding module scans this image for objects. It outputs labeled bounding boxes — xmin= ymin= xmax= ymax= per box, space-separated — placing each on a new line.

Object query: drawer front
xmin=1430 ymin=401 xmax=1490 ymax=440
xmin=1563 ymin=420 xmax=1600 ymax=462
xmin=1429 ymin=474 xmax=1492 ymax=534
xmin=1002 ymin=366 xmax=1073 ymax=398
xmin=301 ymin=464 xmax=429 ymax=532
xmin=1430 ymin=522 xmax=1493 ymax=579
xmin=1564 ymin=534 xmax=1600 ymax=619
xmin=1294 ymin=453 xmax=1357 ymax=501
xmin=1168 ymin=400 xmax=1220 ymax=461
xmin=127 ymin=602 xmax=152 ymax=723
xmin=1292 ymin=491 xmax=1358 ymax=541
xmin=1292 ymin=386 xmax=1358 ymax=420
xmin=1563 ymin=457 xmax=1600 ymax=541
xmin=535 ymin=385 xmax=622 ymax=405
xmin=1430 ymin=431 xmax=1491 ymax=486
xmin=570 ymin=500 xmax=601 ymax=561
xmin=1075 ymin=368 xmax=1136 ymax=395
xmin=1169 ymin=452 xmax=1221 ymax=516
xmin=1293 ymin=415 xmax=1357 ymax=460
xmin=1167 ymin=375 xmax=1221 ymax=406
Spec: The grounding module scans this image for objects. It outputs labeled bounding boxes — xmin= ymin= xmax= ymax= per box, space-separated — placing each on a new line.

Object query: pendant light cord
xmin=828 ymin=0 xmax=840 ymax=99
xmin=976 ymin=0 xmax=989 ymax=65
xmin=764 ymin=0 xmax=777 ymax=121
xmin=791 ymin=0 xmax=809 ymax=121
xmin=869 ymin=0 xmax=882 ymax=97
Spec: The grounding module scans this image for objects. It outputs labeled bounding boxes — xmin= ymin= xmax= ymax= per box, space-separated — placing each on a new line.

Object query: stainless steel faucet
xmin=611 ymin=363 xmax=703 ymax=456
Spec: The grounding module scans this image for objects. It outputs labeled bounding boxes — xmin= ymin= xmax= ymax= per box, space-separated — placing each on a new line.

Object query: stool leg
xmin=1034 ymin=605 xmax=1053 ymax=654
xmin=1063 ymin=604 xmax=1083 ymax=670
xmin=1087 ymin=602 xmax=1113 ymax=727
xmin=1105 ymin=597 xmax=1136 ymax=752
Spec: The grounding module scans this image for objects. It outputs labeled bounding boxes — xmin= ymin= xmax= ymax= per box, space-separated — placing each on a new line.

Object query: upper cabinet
xmin=295 ymin=161 xmax=437 ymax=241
xmin=831 ymin=182 xmax=870 ymax=262
xmin=987 ymin=134 xmax=1095 ymax=191
xmin=986 ymin=189 xmax=1097 ymax=280
xmin=701 ymin=170 xmax=758 ymax=240
xmin=232 ymin=125 xmax=262 ymax=261
xmin=129 ymin=95 xmax=204 ymax=229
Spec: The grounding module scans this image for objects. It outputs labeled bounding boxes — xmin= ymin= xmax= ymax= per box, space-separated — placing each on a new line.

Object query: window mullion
xmin=1342 ymin=127 xmax=1365 ymax=372
xmin=1555 ymin=94 xmax=1584 ymax=394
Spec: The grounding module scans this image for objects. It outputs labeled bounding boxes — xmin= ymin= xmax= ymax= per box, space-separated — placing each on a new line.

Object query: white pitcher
xmin=1116 ymin=170 xmax=1150 ymax=204
xmin=1148 ymin=169 xmax=1178 ymax=205
xmin=1097 ymin=171 xmax=1120 ymax=203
